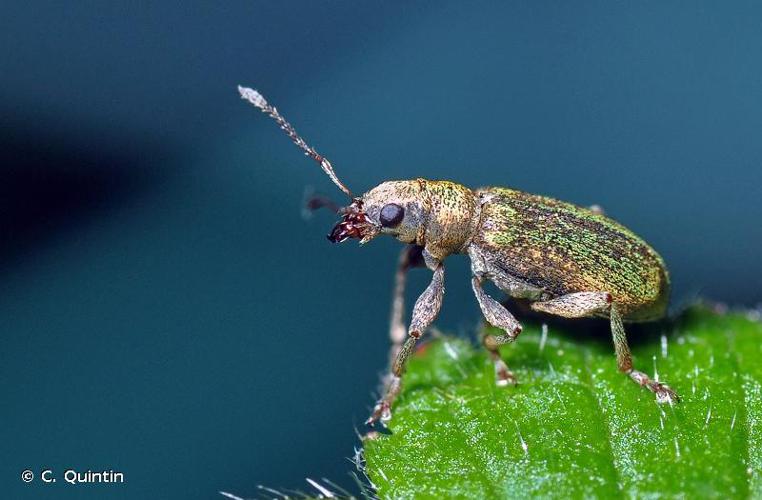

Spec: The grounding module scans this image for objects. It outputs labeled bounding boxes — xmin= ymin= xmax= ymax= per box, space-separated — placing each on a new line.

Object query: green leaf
xmin=363 ymin=305 xmax=762 ymax=499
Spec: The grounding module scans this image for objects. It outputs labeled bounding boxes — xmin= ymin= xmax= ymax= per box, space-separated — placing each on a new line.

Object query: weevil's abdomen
xmin=472 ymin=187 xmax=670 ymax=321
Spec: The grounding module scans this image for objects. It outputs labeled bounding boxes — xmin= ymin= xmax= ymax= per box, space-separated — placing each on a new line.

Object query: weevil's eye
xmin=379 ymin=203 xmax=405 ymax=227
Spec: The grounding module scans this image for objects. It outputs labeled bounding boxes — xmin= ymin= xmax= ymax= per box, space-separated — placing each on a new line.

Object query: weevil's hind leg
xmin=483 ymin=335 xmax=517 ymax=387
xmin=367 ymin=261 xmax=444 ymax=426
xmin=471 ymin=277 xmax=522 ymax=386
xmin=610 ymin=303 xmax=679 ymax=404
xmin=532 ymin=292 xmax=679 ymax=403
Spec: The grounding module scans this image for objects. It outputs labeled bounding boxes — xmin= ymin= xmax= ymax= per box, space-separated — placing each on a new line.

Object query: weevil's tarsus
xmin=485 ymin=339 xmax=517 ymax=387
xmin=238 ymin=85 xmax=353 ymax=197
xmin=367 ymin=263 xmax=445 ymax=426
xmin=630 ymin=369 xmax=680 ymax=404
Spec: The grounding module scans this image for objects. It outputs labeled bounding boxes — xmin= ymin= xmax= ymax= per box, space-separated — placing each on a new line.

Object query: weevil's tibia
xmin=238 ymin=85 xmax=353 ymax=198
xmin=367 ymin=262 xmax=444 ymax=426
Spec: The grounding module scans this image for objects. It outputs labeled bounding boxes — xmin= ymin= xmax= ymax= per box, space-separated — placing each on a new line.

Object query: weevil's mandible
xmin=239 ymin=85 xmax=678 ymax=426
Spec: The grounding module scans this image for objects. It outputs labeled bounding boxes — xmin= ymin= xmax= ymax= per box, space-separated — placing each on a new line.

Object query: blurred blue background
xmin=3 ymin=2 xmax=761 ymax=498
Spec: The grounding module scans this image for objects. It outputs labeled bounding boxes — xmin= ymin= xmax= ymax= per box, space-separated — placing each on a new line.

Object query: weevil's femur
xmin=327 ymin=200 xmax=374 ymax=243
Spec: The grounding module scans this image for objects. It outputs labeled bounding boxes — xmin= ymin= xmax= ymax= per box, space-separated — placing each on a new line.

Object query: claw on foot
xmin=630 ymin=370 xmax=680 ymax=404
xmin=496 ymin=373 xmax=518 ymax=387
xmin=651 ymin=382 xmax=680 ymax=404
xmin=494 ymin=360 xmax=518 ymax=387
xmin=365 ymin=401 xmax=392 ymax=426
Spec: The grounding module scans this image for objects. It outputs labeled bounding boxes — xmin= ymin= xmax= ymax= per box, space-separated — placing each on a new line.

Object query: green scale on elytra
xmin=239 ymin=85 xmax=679 ymax=428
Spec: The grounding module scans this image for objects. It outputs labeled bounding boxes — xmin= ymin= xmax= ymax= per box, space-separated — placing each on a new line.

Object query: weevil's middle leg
xmin=367 ymin=262 xmax=444 ymax=426
xmin=482 ymin=334 xmax=518 ymax=387
xmin=531 ymin=292 xmax=679 ymax=403
xmin=471 ymin=276 xmax=522 ymax=386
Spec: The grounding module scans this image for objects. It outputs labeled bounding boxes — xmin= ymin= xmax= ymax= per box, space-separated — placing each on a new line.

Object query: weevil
xmin=238 ymin=85 xmax=678 ymax=426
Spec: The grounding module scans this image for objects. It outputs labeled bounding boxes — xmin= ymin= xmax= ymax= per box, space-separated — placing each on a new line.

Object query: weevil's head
xmin=328 ymin=179 xmax=479 ymax=257
xmin=328 ymin=180 xmax=429 ymax=245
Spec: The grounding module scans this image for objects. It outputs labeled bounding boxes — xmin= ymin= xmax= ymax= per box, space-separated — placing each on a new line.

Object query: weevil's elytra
xmin=472 ymin=188 xmax=670 ymax=321
xmin=239 ymin=85 xmax=679 ymax=426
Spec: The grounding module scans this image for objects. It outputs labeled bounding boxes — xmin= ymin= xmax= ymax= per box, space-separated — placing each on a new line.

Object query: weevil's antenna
xmin=238 ymin=85 xmax=353 ymax=198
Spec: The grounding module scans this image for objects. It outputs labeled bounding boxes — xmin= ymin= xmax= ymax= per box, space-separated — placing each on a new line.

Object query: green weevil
xmin=239 ymin=85 xmax=678 ymax=426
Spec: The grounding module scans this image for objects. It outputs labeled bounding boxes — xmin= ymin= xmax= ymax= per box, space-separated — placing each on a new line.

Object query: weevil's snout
xmin=327 ymin=199 xmax=379 ymax=244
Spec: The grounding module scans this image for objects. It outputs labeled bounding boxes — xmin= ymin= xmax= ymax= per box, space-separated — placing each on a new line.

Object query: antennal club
xmin=238 ymin=85 xmax=353 ymax=198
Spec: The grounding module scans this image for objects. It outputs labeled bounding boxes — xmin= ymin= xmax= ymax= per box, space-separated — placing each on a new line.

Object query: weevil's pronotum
xmin=238 ymin=86 xmax=678 ymax=426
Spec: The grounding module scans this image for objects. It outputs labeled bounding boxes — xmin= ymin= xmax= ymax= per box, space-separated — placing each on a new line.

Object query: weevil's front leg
xmin=471 ymin=276 xmax=522 ymax=386
xmin=610 ymin=303 xmax=679 ymax=404
xmin=388 ymin=245 xmax=425 ymax=361
xmin=367 ymin=262 xmax=444 ymax=425
xmin=531 ymin=292 xmax=679 ymax=403
xmin=382 ymin=245 xmax=425 ymax=395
